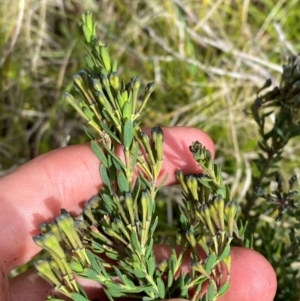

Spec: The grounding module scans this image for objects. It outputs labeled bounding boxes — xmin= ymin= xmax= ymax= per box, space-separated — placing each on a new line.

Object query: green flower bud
xmin=225 ymin=201 xmax=237 ymax=237
xmin=83 ymin=195 xmax=100 ymax=225
xmin=39 ymin=222 xmax=49 ymax=234
xmin=157 ymin=259 xmax=168 ymax=272
xmin=213 ymin=196 xmax=225 ymax=231
xmin=201 ymin=204 xmax=216 ymax=236
xmin=92 ymin=78 xmax=103 ymax=92
xmin=34 ymin=259 xmax=61 ymax=287
xmin=151 ymin=126 xmax=164 ymax=162
xmin=197 ymin=235 xmax=210 ymax=256
xmin=145 ymin=82 xmax=155 ymax=96
xmin=136 ymin=82 xmax=155 ymax=116
xmin=176 ymin=170 xmax=189 ymax=194
xmin=139 ymin=131 xmax=155 ymax=165
xmin=185 ymin=230 xmax=197 ymax=248
xmin=186 ymin=175 xmax=198 ymax=200
xmin=208 ymin=202 xmax=221 ymax=230
xmin=33 ymin=233 xmax=65 ymax=260
xmin=56 ymin=210 xmax=83 ymax=250
xmin=109 ymin=72 xmax=120 ymax=90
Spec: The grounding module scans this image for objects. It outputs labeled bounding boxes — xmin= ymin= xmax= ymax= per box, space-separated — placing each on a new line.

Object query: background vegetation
xmin=1 ymin=0 xmax=300 ymax=300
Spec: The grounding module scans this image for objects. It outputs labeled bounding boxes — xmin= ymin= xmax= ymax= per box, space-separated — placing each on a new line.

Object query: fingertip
xmin=220 ymin=247 xmax=277 ymax=301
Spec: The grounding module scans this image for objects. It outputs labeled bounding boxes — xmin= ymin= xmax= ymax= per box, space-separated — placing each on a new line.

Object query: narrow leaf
xmin=86 ymin=249 xmax=101 ymax=274
xmin=117 ymin=171 xmax=130 ymax=192
xmin=207 ymin=281 xmax=216 ymax=301
xmin=123 ymin=119 xmax=134 ymax=149
xmin=147 ymin=256 xmax=156 ymax=276
xmin=100 ymin=165 xmax=111 ymax=188
xmin=70 ymin=293 xmax=90 ymax=301
xmin=217 ymin=244 xmax=230 ymax=262
xmin=216 ymin=280 xmax=230 ymax=297
xmin=131 ymin=231 xmax=142 ymax=253
xmin=157 ymin=278 xmax=166 ymax=299
xmin=205 ymin=253 xmax=217 ymax=273
xmin=91 ymin=141 xmax=108 ymax=167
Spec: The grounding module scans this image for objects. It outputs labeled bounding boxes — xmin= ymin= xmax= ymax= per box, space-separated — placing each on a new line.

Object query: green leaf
xmin=114 ymin=267 xmax=135 ymax=288
xmin=91 ymin=141 xmax=108 ymax=167
xmin=83 ymin=125 xmax=95 ymax=139
xmin=117 ymin=171 xmax=130 ymax=192
xmin=103 ymin=288 xmax=114 ymax=301
xmin=149 ymin=216 xmax=158 ymax=238
xmin=198 ymin=177 xmax=213 ymax=188
xmin=217 ymin=243 xmax=230 ymax=262
xmin=131 ymin=141 xmax=139 ymax=169
xmin=145 ymin=237 xmax=154 ymax=258
xmin=157 ymin=278 xmax=166 ymax=299
xmin=147 ymin=256 xmax=156 ymax=276
xmin=112 ymin=156 xmax=125 ymax=172
xmin=70 ymin=293 xmax=90 ymax=301
xmin=99 ymin=120 xmax=121 ymax=143
xmin=91 ymin=240 xmax=105 ymax=252
xmin=131 ymin=231 xmax=142 ymax=253
xmin=169 ymin=253 xmax=177 ymax=273
xmin=167 ymin=268 xmax=174 ymax=288
xmin=86 ymin=249 xmax=101 ymax=274
xmin=216 ymin=280 xmax=230 ymax=297
xmin=143 ymin=297 xmax=154 ymax=301
xmin=83 ymin=268 xmax=99 ymax=280
xmin=155 ymin=174 xmax=168 ymax=192
xmin=123 ymin=119 xmax=134 ymax=149
xmin=134 ymin=269 xmax=146 ymax=278
xmin=104 ymin=145 xmax=124 ymax=170
xmin=207 ymin=281 xmax=216 ymax=301
xmin=100 ymin=164 xmax=110 ymax=188
xmin=205 ymin=253 xmax=217 ymax=273
xmin=105 ymin=251 xmax=120 ymax=260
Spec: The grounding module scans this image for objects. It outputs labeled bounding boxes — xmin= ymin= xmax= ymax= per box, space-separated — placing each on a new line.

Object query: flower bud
xmin=186 ymin=175 xmax=198 ymax=201
xmin=109 ymin=72 xmax=120 ymax=90
xmin=34 ymin=259 xmax=61 ymax=287
xmin=185 ymin=230 xmax=197 ymax=248
xmin=208 ymin=202 xmax=221 ymax=230
xmin=213 ymin=196 xmax=225 ymax=231
xmin=151 ymin=126 xmax=164 ymax=162
xmin=56 ymin=210 xmax=83 ymax=250
xmin=176 ymin=170 xmax=189 ymax=194
xmin=224 ymin=201 xmax=237 ymax=237
xmin=201 ymin=204 xmax=216 ymax=236
xmin=33 ymin=233 xmax=65 ymax=260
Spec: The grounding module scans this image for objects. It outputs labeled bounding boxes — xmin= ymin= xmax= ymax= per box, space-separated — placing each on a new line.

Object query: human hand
xmin=0 ymin=127 xmax=276 ymax=301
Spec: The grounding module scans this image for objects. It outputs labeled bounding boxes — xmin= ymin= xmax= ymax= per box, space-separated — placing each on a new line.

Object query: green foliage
xmin=241 ymin=56 xmax=300 ymax=300
xmin=32 ymin=12 xmax=243 ymax=301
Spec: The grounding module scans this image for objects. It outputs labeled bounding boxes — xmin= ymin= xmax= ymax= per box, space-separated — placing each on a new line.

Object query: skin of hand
xmin=0 ymin=127 xmax=277 ymax=301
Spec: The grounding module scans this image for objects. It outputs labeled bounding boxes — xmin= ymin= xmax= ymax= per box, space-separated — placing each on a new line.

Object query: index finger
xmin=0 ymin=126 xmax=214 ymax=272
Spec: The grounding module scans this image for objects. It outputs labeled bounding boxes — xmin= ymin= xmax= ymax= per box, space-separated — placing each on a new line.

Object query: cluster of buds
xmin=33 ymin=210 xmax=91 ymax=298
xmin=175 ymin=142 xmax=240 ymax=301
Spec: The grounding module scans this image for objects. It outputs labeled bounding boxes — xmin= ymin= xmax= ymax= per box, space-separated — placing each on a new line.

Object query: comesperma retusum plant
xmin=32 ymin=11 xmax=300 ymax=301
xmin=32 ymin=12 xmax=246 ymax=301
